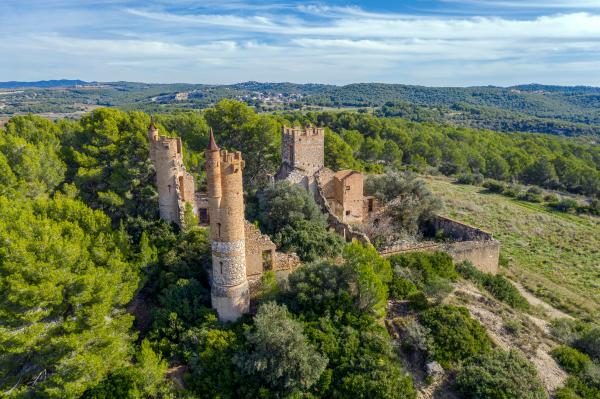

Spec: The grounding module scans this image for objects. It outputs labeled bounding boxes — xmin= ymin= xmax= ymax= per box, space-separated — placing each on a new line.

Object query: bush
xmin=544 ymin=193 xmax=560 ymax=203
xmin=550 ymin=318 xmax=591 ymax=346
xmin=274 ymin=219 xmax=344 ymax=262
xmin=483 ymin=180 xmax=506 ymax=194
xmin=456 ymin=262 xmax=529 ymax=310
xmin=456 ymin=173 xmax=484 ymax=186
xmin=556 ymin=376 xmax=600 ymax=399
xmin=550 ymin=198 xmax=579 ymax=213
xmin=484 ymin=275 xmax=529 ymax=310
xmin=454 ymin=349 xmax=547 ymax=399
xmin=503 ymin=183 xmax=523 ymax=198
xmin=408 ymin=291 xmax=429 ymax=311
xmin=364 ymin=172 xmax=441 ymax=237
xmin=521 ymin=187 xmax=544 ymax=203
xmin=419 ymin=305 xmax=492 ymax=367
xmin=551 ymin=346 xmax=592 ymax=374
xmin=389 ymin=274 xmax=418 ymax=300
xmin=503 ymin=320 xmax=522 ymax=336
xmin=575 ymin=327 xmax=600 ymax=362
xmin=390 ymin=252 xmax=457 ymax=288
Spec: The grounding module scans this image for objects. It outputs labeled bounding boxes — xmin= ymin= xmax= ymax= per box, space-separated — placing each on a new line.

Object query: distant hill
xmin=0 ymin=79 xmax=88 ymax=89
xmin=1 ymin=80 xmax=599 ymax=137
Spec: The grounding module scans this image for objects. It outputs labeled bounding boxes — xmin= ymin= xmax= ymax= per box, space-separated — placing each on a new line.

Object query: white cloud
xmin=2 ymin=1 xmax=600 ymax=85
xmin=440 ymin=0 xmax=600 ymax=9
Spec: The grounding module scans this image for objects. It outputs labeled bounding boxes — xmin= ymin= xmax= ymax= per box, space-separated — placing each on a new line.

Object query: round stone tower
xmin=205 ymin=129 xmax=250 ymax=321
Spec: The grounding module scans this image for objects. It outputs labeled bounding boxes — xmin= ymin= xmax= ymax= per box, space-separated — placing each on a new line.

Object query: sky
xmin=1 ymin=0 xmax=600 ymax=86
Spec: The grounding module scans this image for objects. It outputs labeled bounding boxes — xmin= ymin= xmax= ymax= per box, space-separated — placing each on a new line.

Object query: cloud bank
xmin=1 ymin=0 xmax=600 ymax=85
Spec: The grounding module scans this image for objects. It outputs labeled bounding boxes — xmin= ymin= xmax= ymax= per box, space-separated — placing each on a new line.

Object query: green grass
xmin=425 ymin=176 xmax=600 ymax=320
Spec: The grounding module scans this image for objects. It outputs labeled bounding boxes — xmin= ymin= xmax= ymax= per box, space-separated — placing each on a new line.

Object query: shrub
xmin=390 ymin=252 xmax=457 ymax=288
xmin=551 ymin=345 xmax=592 ymax=374
xmin=544 ymin=193 xmax=560 ymax=203
xmin=484 ymin=275 xmax=529 ymax=310
xmin=521 ymin=187 xmax=544 ymax=203
xmin=423 ymin=277 xmax=454 ymax=304
xmin=503 ymin=320 xmax=522 ymax=336
xmin=389 ymin=274 xmax=418 ymax=300
xmin=550 ymin=198 xmax=579 ymax=213
xmin=456 ymin=173 xmax=484 ymax=186
xmin=575 ymin=327 xmax=600 ymax=362
xmin=274 ymin=219 xmax=344 ymax=262
xmin=456 ymin=262 xmax=529 ymax=310
xmin=454 ymin=349 xmax=547 ymax=399
xmin=408 ymin=291 xmax=429 ymax=311
xmin=419 ymin=305 xmax=492 ymax=367
xmin=503 ymin=183 xmax=523 ymax=198
xmin=364 ymin=171 xmax=441 ymax=237
xmin=483 ymin=180 xmax=506 ymax=194
xmin=556 ymin=376 xmax=600 ymax=399
xmin=550 ymin=318 xmax=591 ymax=346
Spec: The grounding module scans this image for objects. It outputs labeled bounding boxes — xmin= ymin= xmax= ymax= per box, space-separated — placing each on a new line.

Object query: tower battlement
xmin=281 ymin=125 xmax=324 ymax=177
xmin=148 ymin=122 xmax=195 ymax=226
xmin=283 ymin=125 xmax=324 ymax=139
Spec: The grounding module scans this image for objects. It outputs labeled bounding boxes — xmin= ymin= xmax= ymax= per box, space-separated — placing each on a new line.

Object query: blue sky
xmin=1 ymin=0 xmax=600 ymax=85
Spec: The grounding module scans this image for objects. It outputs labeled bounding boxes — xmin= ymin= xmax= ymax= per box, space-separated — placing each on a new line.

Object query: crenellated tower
xmin=280 ymin=125 xmax=325 ymax=176
xmin=205 ymin=129 xmax=250 ymax=321
xmin=148 ymin=122 xmax=196 ymax=226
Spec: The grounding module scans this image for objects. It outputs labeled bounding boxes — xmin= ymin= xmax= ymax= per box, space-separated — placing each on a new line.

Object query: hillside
xmin=1 ymin=81 xmax=600 ymax=137
xmin=425 ymin=176 xmax=600 ymax=320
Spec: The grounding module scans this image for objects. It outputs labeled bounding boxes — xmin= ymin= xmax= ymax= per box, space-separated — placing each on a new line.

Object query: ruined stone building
xmin=148 ymin=122 xmax=196 ymax=226
xmin=276 ymin=125 xmax=378 ymax=225
xmin=275 ymin=125 xmax=500 ymax=274
xmin=149 ymin=124 xmax=299 ymax=321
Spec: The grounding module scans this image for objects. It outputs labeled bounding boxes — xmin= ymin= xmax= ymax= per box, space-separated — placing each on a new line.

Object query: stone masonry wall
xmin=381 ymin=215 xmax=500 ymax=274
xmin=281 ymin=126 xmax=324 ymax=176
xmin=314 ymin=169 xmax=371 ymax=244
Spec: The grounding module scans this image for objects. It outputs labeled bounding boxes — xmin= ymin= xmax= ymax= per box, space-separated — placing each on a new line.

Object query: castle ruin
xmin=149 ymin=124 xmax=299 ymax=321
xmin=276 ymin=125 xmax=500 ymax=274
xmin=276 ymin=126 xmax=378 ymax=224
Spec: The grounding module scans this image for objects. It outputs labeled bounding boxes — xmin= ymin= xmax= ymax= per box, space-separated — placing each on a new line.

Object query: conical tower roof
xmin=208 ymin=128 xmax=220 ymax=151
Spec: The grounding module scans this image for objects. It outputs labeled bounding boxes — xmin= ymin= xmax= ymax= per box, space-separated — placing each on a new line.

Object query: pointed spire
xmin=148 ymin=116 xmax=157 ymax=131
xmin=208 ymin=128 xmax=219 ymax=151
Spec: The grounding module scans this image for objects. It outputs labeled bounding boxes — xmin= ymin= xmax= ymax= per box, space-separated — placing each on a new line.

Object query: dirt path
xmin=511 ymin=281 xmax=573 ymax=320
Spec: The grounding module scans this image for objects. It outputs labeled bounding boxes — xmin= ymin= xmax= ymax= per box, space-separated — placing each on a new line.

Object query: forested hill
xmin=0 ymin=79 xmax=88 ymax=88
xmin=1 ymin=81 xmax=599 ymax=137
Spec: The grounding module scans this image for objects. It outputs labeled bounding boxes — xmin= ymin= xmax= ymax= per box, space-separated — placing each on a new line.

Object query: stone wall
xmin=333 ymin=170 xmax=365 ymax=223
xmin=314 ymin=169 xmax=371 ymax=245
xmin=381 ymin=215 xmax=500 ymax=274
xmin=244 ymin=222 xmax=277 ymax=277
xmin=430 ymin=215 xmax=493 ymax=241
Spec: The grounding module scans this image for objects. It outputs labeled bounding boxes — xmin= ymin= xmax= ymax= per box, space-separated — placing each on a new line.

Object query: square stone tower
xmin=205 ymin=130 xmax=250 ymax=322
xmin=280 ymin=126 xmax=324 ymax=177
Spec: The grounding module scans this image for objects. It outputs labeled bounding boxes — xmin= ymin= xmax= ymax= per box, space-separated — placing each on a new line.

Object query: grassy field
xmin=425 ymin=176 xmax=600 ymax=320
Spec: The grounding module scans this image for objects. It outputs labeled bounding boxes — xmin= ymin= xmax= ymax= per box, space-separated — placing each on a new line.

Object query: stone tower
xmin=280 ymin=126 xmax=325 ymax=177
xmin=148 ymin=122 xmax=196 ymax=226
xmin=205 ymin=129 xmax=250 ymax=321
